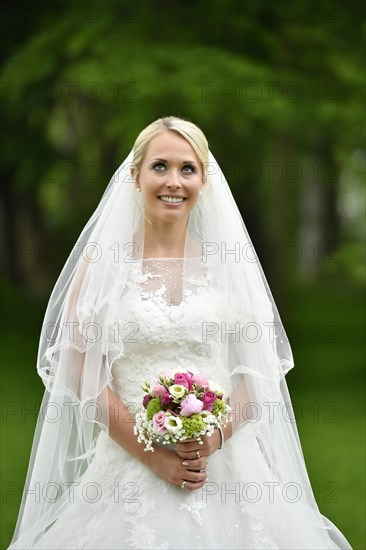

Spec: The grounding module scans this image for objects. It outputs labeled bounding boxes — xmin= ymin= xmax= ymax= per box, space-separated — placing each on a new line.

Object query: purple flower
xmin=180 ymin=394 xmax=204 ymax=416
xmin=152 ymin=411 xmax=168 ymax=434
xmin=161 ymin=392 xmax=174 ymax=409
xmin=202 ymin=391 xmax=217 ymax=412
xmin=143 ymin=394 xmax=153 ymax=408
xmin=174 ymin=372 xmax=193 ymax=390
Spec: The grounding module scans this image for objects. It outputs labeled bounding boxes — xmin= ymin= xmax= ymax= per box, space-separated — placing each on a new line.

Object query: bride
xmin=8 ymin=116 xmax=352 ymax=549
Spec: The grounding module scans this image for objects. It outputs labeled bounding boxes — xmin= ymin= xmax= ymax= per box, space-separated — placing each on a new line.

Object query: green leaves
xmin=1 ymin=0 xmax=364 ymax=295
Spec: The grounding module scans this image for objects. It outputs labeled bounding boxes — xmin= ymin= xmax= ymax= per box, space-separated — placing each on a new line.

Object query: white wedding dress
xmin=31 ymin=258 xmax=351 ymax=550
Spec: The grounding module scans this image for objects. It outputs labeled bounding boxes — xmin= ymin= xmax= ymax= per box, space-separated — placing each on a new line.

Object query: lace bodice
xmin=108 ymin=258 xmax=233 ymax=404
xmin=30 ymin=258 xmax=350 ymax=550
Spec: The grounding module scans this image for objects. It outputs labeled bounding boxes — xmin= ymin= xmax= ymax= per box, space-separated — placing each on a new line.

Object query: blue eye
xmin=151 ymin=162 xmax=196 ymax=174
xmin=182 ymin=164 xmax=196 ymax=174
xmin=152 ymin=162 xmax=166 ymax=171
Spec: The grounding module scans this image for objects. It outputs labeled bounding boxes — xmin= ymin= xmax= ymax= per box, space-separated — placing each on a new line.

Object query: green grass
xmin=283 ymin=278 xmax=365 ymax=549
xmin=288 ymin=383 xmax=365 ymax=549
xmin=287 ymin=278 xmax=364 ymax=389
xmin=0 ymin=280 xmax=46 ymax=549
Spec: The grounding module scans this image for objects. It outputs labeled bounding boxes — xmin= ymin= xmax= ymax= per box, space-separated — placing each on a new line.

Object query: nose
xmin=166 ymin=169 xmax=182 ymax=189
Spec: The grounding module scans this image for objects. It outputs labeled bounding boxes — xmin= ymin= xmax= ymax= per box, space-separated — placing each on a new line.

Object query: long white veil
xmin=8 ymin=148 xmax=352 ymax=549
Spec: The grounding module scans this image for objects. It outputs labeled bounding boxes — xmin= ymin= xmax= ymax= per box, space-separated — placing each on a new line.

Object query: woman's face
xmin=134 ymin=131 xmax=204 ymax=224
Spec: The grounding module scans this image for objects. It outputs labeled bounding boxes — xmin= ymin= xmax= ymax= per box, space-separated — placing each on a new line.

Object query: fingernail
xmin=182 ymin=461 xmax=189 ymax=466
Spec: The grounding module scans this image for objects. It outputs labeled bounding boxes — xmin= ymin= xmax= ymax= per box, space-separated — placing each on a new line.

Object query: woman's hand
xmin=145 ymin=446 xmax=208 ymax=491
xmin=175 ymin=429 xmax=221 ymax=462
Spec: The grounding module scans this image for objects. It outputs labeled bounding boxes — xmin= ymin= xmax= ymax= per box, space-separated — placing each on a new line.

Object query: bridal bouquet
xmin=134 ymin=367 xmax=231 ymax=452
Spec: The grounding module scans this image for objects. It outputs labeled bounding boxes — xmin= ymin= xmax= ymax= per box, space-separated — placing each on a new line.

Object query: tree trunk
xmin=298 ymin=141 xmax=341 ymax=281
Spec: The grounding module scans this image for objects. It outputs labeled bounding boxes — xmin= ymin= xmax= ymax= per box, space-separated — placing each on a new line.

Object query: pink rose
xmin=180 ymin=394 xmax=204 ymax=417
xmin=161 ymin=392 xmax=174 ymax=409
xmin=143 ymin=394 xmax=153 ymax=408
xmin=192 ymin=374 xmax=209 ymax=388
xmin=151 ymin=384 xmax=166 ymax=397
xmin=202 ymin=391 xmax=217 ymax=412
xmin=174 ymin=372 xmax=193 ymax=390
xmin=152 ymin=411 xmax=168 ymax=434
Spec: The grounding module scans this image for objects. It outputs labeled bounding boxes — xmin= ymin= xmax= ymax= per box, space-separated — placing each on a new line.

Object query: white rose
xmin=208 ymin=380 xmax=223 ymax=395
xmin=169 ymin=384 xmax=187 ymax=399
xmin=164 ymin=415 xmax=183 ymax=433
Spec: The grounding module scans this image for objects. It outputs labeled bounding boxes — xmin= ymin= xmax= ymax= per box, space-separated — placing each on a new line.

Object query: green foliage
xmin=145 ymin=397 xmax=162 ymax=421
xmin=211 ymin=398 xmax=227 ymax=416
xmin=181 ymin=414 xmax=206 ymax=437
xmin=320 ymin=241 xmax=366 ymax=286
xmin=1 ymin=2 xmax=364 ymax=280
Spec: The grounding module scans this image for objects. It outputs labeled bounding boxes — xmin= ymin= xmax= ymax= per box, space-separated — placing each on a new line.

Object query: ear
xmin=130 ymin=166 xmax=139 ymax=189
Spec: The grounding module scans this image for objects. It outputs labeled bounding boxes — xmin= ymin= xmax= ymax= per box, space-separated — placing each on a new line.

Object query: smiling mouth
xmin=158 ymin=196 xmax=186 ymax=204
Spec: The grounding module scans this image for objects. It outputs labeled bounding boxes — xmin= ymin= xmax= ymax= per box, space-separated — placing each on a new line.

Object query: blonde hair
xmin=131 ymin=116 xmax=209 ymax=181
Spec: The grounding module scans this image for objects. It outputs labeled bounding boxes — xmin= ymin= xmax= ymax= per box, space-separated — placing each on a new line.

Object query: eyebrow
xmin=150 ymin=158 xmax=198 ymax=164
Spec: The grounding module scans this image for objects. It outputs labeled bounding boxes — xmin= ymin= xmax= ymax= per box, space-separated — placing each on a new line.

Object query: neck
xmin=143 ymin=217 xmax=188 ymax=258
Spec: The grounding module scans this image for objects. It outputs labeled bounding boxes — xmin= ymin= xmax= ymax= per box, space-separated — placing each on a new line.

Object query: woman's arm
xmin=106 ymin=386 xmax=150 ymax=465
xmin=106 ymin=386 xmax=208 ymax=491
xmin=221 ymin=418 xmax=233 ymax=444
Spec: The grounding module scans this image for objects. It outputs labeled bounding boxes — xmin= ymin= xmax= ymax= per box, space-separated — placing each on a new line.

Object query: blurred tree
xmin=0 ymin=0 xmax=364 ymax=305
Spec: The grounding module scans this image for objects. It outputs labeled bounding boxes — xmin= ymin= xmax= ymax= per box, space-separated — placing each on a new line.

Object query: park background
xmin=0 ymin=1 xmax=365 ymax=548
